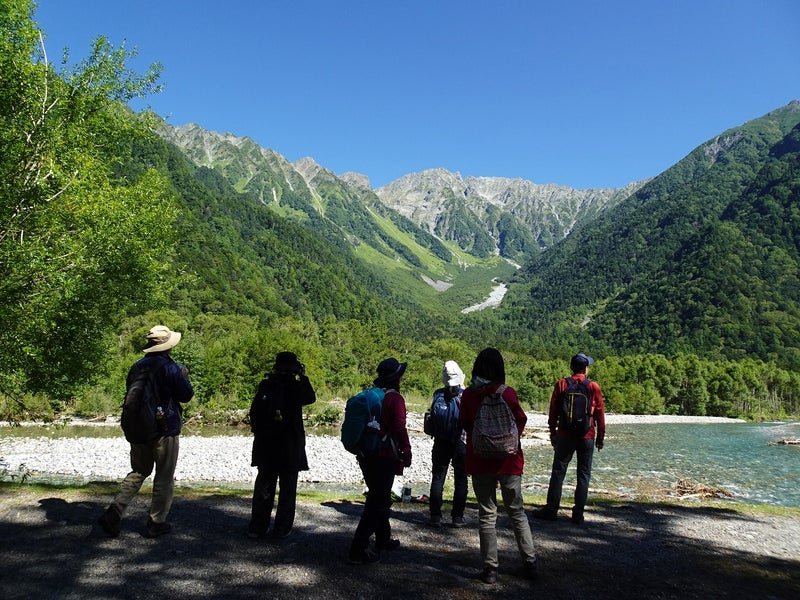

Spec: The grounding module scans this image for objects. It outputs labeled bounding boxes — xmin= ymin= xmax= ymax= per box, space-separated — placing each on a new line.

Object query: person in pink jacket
xmin=460 ymin=348 xmax=537 ymax=584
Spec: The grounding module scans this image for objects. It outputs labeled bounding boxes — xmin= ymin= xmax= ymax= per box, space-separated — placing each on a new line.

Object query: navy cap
xmin=570 ymin=352 xmax=594 ymax=372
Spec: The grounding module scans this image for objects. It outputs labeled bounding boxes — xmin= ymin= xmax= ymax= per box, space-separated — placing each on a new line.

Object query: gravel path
xmin=0 ymin=487 xmax=797 ymax=599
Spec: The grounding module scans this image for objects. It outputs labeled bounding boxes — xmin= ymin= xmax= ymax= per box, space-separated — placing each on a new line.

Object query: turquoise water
xmin=522 ymin=421 xmax=800 ymax=507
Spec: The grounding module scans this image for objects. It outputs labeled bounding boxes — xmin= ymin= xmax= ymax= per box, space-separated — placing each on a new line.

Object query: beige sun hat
xmin=142 ymin=325 xmax=182 ymax=353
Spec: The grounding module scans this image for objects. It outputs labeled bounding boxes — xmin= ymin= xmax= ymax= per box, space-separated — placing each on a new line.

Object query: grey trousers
xmin=113 ymin=435 xmax=179 ymax=523
xmin=472 ymin=474 xmax=536 ymax=569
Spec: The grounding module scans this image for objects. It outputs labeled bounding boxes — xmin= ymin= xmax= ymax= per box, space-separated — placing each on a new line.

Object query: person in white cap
xmin=98 ymin=325 xmax=194 ymax=538
xmin=425 ymin=360 xmax=468 ymax=527
xmin=532 ymin=352 xmax=606 ymax=525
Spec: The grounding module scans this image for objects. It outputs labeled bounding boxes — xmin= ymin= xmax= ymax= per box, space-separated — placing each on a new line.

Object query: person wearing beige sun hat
xmin=98 ymin=325 xmax=194 ymax=539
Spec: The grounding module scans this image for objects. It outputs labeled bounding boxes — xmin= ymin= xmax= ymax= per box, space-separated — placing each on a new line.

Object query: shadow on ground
xmin=0 ymin=488 xmax=798 ymax=599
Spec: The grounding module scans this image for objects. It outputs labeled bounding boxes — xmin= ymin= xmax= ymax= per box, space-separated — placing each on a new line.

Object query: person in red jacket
xmin=532 ymin=352 xmax=606 ymax=525
xmin=460 ymin=348 xmax=537 ymax=584
xmin=349 ymin=357 xmax=412 ymax=564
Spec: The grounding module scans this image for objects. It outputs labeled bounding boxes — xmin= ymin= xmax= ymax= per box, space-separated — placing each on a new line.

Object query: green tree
xmin=0 ymin=0 xmax=173 ymax=400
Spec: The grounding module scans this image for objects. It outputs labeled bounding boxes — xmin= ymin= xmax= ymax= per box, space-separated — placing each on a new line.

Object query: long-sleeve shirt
xmin=378 ymin=389 xmax=412 ymax=474
xmin=548 ymin=373 xmax=605 ymax=445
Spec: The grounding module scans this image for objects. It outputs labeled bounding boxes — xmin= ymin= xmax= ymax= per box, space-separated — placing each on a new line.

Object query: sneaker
xmin=531 ymin=507 xmax=558 ymax=521
xmin=479 ymin=566 xmax=498 ymax=584
xmin=451 ymin=516 xmax=466 ymax=528
xmin=427 ymin=515 xmax=442 ymax=528
xmin=349 ymin=548 xmax=381 ymax=564
xmin=144 ymin=517 xmax=172 ymax=538
xmin=523 ymin=560 xmax=539 ymax=581
xmin=571 ymin=511 xmax=585 ymax=525
xmin=376 ymin=538 xmax=400 ymax=551
xmin=97 ymin=505 xmax=122 ymax=537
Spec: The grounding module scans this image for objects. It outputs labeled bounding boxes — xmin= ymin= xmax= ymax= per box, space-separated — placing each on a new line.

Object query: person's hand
xmin=596 ymin=439 xmax=604 ymax=451
xmin=180 ymin=365 xmax=189 ymax=378
xmin=549 ymin=433 xmax=557 ymax=447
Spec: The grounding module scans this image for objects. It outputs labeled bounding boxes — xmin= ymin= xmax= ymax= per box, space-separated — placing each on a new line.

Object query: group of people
xmin=98 ymin=324 xmax=606 ymax=586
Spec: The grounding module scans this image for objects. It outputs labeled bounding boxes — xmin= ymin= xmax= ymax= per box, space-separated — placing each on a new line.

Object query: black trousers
xmin=250 ymin=465 xmax=299 ymax=535
xmin=351 ymin=455 xmax=396 ymax=553
xmin=429 ymin=437 xmax=467 ymax=519
xmin=545 ymin=435 xmax=595 ymax=513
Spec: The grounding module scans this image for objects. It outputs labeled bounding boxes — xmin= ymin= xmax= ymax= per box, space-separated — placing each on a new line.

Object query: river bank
xmin=0 ymin=414 xmax=749 ymax=490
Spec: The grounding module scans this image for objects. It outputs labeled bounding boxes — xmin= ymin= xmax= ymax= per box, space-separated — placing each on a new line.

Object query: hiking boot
xmin=98 ymin=505 xmax=122 ymax=537
xmin=523 ymin=559 xmax=539 ymax=581
xmin=451 ymin=516 xmax=466 ymax=528
xmin=427 ymin=515 xmax=442 ymax=528
xmin=571 ymin=510 xmax=585 ymax=525
xmin=376 ymin=538 xmax=400 ymax=551
xmin=144 ymin=517 xmax=172 ymax=538
xmin=349 ymin=548 xmax=381 ymax=564
xmin=479 ymin=566 xmax=498 ymax=584
xmin=531 ymin=507 xmax=558 ymax=521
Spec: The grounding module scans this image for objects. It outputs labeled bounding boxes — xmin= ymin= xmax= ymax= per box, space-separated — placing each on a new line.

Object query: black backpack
xmin=559 ymin=377 xmax=593 ymax=435
xmin=120 ymin=357 xmax=169 ymax=444
xmin=249 ymin=377 xmax=290 ymax=436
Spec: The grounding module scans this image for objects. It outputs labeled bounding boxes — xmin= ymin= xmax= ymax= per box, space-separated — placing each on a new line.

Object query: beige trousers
xmin=113 ymin=435 xmax=180 ymax=523
xmin=472 ymin=473 xmax=536 ymax=569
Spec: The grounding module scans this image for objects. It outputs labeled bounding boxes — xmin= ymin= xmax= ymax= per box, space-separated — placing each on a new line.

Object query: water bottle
xmin=402 ymin=485 xmax=412 ymax=502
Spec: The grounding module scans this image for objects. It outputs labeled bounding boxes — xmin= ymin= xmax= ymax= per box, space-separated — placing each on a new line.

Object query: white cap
xmin=442 ymin=360 xmax=465 ymax=386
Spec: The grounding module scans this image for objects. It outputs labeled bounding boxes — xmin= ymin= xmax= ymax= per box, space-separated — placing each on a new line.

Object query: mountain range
xmin=158 ymin=100 xmax=800 ymax=367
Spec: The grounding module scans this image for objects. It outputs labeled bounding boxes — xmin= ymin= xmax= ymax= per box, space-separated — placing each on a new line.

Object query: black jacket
xmin=249 ymin=372 xmax=316 ymax=471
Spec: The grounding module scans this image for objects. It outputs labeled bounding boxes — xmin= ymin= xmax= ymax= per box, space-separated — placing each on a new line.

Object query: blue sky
xmin=33 ymin=0 xmax=800 ymax=190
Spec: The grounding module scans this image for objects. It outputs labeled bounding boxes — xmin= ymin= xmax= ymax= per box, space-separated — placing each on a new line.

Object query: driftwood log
xmin=768 ymin=438 xmax=800 ymax=446
xmin=673 ymin=478 xmax=734 ymax=499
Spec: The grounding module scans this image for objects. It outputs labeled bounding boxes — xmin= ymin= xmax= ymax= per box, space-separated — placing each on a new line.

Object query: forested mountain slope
xmin=501 ymin=101 xmax=800 ymax=366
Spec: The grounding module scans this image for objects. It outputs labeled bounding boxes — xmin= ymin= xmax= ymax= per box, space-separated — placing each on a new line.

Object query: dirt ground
xmin=1 ymin=487 xmax=798 ymax=599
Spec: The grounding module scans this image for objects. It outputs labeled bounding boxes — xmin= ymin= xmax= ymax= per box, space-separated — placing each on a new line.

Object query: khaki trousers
xmin=114 ymin=435 xmax=179 ymax=523
xmin=472 ymin=473 xmax=536 ymax=569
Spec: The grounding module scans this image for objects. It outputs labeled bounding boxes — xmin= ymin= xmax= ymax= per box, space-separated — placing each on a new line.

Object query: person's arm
xmin=297 ymin=375 xmax=316 ymax=407
xmin=592 ymin=382 xmax=606 ymax=449
xmin=503 ymin=386 xmax=527 ymax=434
xmin=548 ymin=380 xmax=563 ymax=440
xmin=166 ymin=361 xmax=194 ymax=404
xmin=385 ymin=392 xmax=412 ymax=466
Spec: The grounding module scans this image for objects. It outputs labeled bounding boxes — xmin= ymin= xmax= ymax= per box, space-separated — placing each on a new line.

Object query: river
xmin=521 ymin=421 xmax=800 ymax=507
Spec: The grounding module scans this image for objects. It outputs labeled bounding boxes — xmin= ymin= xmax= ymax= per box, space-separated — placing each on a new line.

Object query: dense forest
xmin=1 ymin=0 xmax=799 ymax=424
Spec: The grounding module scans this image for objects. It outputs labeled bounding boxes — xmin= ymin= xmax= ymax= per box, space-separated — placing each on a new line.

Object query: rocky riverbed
xmin=0 ymin=414 xmax=745 ymax=490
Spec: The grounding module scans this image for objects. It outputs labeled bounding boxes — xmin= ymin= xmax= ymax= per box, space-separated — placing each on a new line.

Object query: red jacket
xmin=378 ymin=389 xmax=412 ymax=474
xmin=460 ymin=383 xmax=526 ymax=476
xmin=548 ymin=373 xmax=606 ymax=444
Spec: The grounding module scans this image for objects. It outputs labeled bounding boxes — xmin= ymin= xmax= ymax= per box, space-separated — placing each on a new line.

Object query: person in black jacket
xmin=248 ymin=351 xmax=316 ymax=539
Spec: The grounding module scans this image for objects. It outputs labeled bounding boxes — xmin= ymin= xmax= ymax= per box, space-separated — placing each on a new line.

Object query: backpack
xmin=426 ymin=388 xmax=462 ymax=441
xmin=120 ymin=358 xmax=169 ymax=444
xmin=341 ymin=387 xmax=386 ymax=456
xmin=249 ymin=377 xmax=289 ymax=436
xmin=559 ymin=377 xmax=593 ymax=434
xmin=471 ymin=384 xmax=519 ymax=458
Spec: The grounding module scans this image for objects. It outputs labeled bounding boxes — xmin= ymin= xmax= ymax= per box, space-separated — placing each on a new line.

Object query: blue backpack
xmin=341 ymin=387 xmax=386 ymax=456
xmin=426 ymin=388 xmax=462 ymax=441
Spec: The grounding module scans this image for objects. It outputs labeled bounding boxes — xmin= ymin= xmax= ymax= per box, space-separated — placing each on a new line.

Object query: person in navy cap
xmin=532 ymin=352 xmax=606 ymax=525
